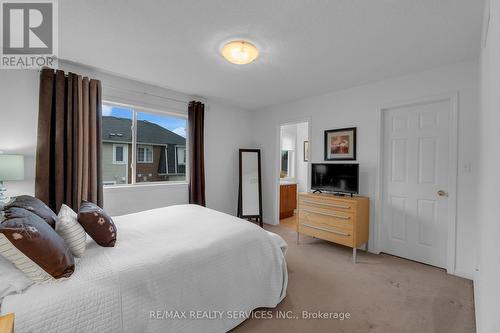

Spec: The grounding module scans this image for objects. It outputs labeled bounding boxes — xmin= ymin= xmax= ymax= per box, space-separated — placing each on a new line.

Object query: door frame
xmin=275 ymin=117 xmax=312 ymax=225
xmin=375 ymin=92 xmax=459 ymax=275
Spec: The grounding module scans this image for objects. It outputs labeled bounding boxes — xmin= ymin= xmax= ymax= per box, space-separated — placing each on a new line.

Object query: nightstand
xmin=0 ymin=313 xmax=14 ymax=333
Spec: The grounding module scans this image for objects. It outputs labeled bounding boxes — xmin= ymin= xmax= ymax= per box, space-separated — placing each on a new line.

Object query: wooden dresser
xmin=279 ymin=183 xmax=297 ymax=219
xmin=297 ymin=192 xmax=369 ymax=263
xmin=0 ymin=313 xmax=14 ymax=333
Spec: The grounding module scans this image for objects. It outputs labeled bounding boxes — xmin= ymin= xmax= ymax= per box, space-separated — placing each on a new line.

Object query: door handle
xmin=437 ymin=190 xmax=448 ymax=197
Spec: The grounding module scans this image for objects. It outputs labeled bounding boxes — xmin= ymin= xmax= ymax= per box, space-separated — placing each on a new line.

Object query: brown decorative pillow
xmin=0 ymin=207 xmax=75 ymax=281
xmin=78 ymin=201 xmax=116 ymax=247
xmin=6 ymin=195 xmax=57 ymax=229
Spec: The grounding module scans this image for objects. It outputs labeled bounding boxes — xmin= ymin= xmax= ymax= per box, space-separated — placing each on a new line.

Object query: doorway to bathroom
xmin=277 ymin=120 xmax=310 ymax=228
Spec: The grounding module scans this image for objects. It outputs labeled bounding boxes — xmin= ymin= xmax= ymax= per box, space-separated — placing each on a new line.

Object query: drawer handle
xmin=301 ymin=200 xmax=350 ymax=209
xmin=302 ymin=208 xmax=350 ymax=220
xmin=302 ymin=223 xmax=351 ymax=236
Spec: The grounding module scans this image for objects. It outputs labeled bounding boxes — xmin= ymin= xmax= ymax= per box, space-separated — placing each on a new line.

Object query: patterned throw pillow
xmin=78 ymin=201 xmax=117 ymax=247
xmin=0 ymin=207 xmax=75 ymax=282
xmin=56 ymin=204 xmax=87 ymax=257
xmin=6 ymin=195 xmax=57 ymax=229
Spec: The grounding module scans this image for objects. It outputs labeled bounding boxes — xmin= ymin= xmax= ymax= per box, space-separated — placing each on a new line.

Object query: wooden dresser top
xmin=299 ymin=192 xmax=369 ymax=204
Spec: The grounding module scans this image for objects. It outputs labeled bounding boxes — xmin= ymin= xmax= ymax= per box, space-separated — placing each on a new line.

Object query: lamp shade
xmin=0 ymin=155 xmax=24 ymax=181
xmin=221 ymin=40 xmax=259 ymax=65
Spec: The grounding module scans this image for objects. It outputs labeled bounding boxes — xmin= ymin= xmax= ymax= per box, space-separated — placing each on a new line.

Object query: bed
xmin=0 ymin=204 xmax=288 ymax=333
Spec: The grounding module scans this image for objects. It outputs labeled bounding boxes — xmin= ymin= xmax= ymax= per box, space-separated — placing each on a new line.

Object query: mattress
xmin=0 ymin=204 xmax=288 ymax=333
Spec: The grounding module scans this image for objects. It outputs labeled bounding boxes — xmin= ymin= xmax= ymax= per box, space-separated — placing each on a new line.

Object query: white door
xmin=382 ymin=98 xmax=453 ymax=268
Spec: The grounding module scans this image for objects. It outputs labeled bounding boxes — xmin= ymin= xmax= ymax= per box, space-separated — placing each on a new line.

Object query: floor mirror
xmin=238 ymin=149 xmax=263 ymax=227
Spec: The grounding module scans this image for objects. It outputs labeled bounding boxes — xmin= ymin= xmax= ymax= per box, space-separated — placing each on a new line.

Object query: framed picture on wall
xmin=324 ymin=127 xmax=356 ymax=160
xmin=303 ymin=141 xmax=309 ymax=162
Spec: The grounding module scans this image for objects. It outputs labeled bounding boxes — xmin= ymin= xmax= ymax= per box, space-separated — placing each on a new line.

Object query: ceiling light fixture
xmin=221 ymin=40 xmax=259 ymax=65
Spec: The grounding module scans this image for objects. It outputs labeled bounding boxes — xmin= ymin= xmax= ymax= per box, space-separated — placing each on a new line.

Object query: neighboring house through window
xmin=137 ymin=145 xmax=153 ymax=163
xmin=176 ymin=146 xmax=186 ymax=170
xmin=113 ymin=144 xmax=128 ymax=164
xmin=101 ymin=102 xmax=188 ymax=185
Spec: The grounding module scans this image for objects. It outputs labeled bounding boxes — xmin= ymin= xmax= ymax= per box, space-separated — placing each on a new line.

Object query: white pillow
xmin=0 ymin=254 xmax=34 ymax=304
xmin=56 ymin=204 xmax=86 ymax=257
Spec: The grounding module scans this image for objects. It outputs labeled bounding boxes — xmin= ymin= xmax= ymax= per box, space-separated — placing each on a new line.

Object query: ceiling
xmin=59 ymin=0 xmax=484 ymax=110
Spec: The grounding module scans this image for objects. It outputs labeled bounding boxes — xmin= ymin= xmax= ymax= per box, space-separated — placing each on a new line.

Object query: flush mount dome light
xmin=221 ymin=40 xmax=259 ymax=65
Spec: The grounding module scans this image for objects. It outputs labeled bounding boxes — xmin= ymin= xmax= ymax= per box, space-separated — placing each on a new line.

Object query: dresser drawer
xmin=298 ymin=222 xmax=354 ymax=247
xmin=299 ymin=196 xmax=355 ymax=213
xmin=299 ymin=207 xmax=353 ymax=231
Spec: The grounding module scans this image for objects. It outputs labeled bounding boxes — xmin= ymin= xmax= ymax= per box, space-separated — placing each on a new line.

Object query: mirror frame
xmin=237 ymin=149 xmax=263 ymax=227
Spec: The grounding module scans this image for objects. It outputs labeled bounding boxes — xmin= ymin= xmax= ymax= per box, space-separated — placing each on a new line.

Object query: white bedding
xmin=0 ymin=205 xmax=288 ymax=333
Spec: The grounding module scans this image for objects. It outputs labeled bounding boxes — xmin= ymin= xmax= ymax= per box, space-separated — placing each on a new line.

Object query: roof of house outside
xmin=102 ymin=116 xmax=186 ymax=145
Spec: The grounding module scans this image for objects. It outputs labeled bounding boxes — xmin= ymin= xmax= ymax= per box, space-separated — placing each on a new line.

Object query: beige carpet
xmin=231 ymin=222 xmax=475 ymax=333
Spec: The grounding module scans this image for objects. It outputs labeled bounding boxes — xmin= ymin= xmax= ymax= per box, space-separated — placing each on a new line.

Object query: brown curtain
xmin=188 ymin=101 xmax=206 ymax=206
xmin=35 ymin=68 xmax=103 ymax=212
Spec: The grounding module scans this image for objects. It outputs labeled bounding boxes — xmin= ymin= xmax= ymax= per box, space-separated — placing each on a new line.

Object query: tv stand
xmin=312 ymin=189 xmax=323 ymax=194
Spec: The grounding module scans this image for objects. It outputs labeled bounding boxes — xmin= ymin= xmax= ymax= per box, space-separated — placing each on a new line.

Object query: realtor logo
xmin=1 ymin=0 xmax=58 ymax=69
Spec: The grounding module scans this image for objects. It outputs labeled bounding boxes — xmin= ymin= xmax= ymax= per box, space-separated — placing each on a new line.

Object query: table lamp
xmin=0 ymin=154 xmax=24 ymax=203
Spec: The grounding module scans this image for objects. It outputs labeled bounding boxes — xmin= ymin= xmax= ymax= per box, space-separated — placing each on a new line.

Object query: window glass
xmin=102 ymin=106 xmax=132 ymax=185
xmin=114 ymin=146 xmax=124 ymax=163
xmin=137 ymin=147 xmax=145 ymax=162
xmin=137 ymin=146 xmax=153 ymax=163
xmin=136 ymin=111 xmax=187 ymax=183
xmin=177 ymin=147 xmax=186 ymax=166
xmin=101 ymin=104 xmax=187 ymax=185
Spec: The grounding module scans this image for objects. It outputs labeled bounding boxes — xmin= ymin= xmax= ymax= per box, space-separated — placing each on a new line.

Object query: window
xmin=102 ymin=107 xmax=132 ymax=185
xmin=112 ymin=144 xmax=127 ymax=164
xmin=137 ymin=145 xmax=153 ymax=163
xmin=176 ymin=146 xmax=186 ymax=166
xmin=101 ymin=103 xmax=188 ymax=186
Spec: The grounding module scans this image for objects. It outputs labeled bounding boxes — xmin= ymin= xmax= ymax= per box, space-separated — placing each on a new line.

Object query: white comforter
xmin=0 ymin=205 xmax=288 ymax=333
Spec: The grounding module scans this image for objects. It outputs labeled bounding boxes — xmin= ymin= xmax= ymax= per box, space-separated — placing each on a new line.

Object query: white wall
xmin=251 ymin=61 xmax=479 ymax=279
xmin=204 ymin=102 xmax=253 ymax=215
xmin=476 ymin=1 xmax=500 ymax=332
xmin=0 ymin=62 xmax=253 ymax=216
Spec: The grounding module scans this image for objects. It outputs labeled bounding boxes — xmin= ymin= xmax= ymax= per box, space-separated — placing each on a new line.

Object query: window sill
xmin=103 ymin=181 xmax=188 ymax=190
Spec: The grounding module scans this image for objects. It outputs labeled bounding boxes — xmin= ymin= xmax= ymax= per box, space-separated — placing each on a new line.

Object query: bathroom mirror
xmin=238 ymin=149 xmax=263 ymax=227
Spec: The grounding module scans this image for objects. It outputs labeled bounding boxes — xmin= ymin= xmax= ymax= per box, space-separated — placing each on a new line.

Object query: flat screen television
xmin=311 ymin=163 xmax=359 ymax=194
